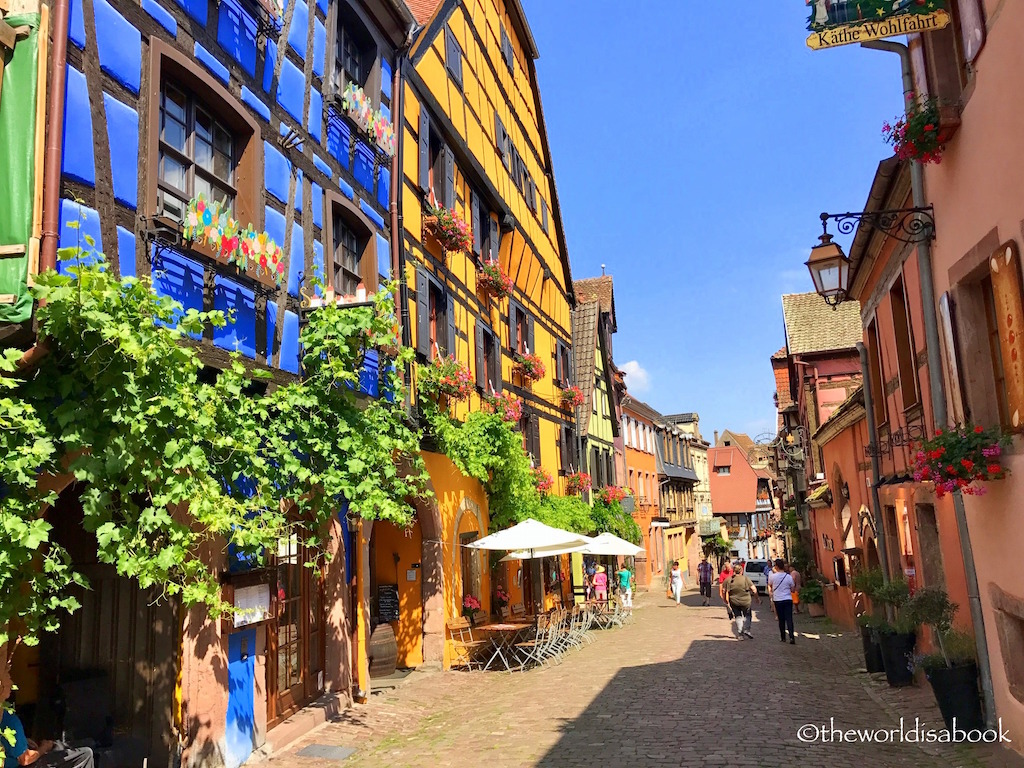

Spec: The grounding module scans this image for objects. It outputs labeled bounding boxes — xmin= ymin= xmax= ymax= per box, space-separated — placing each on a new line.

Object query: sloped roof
xmin=771 ymin=346 xmax=788 ymax=360
xmin=712 ymin=449 xmax=734 ymax=468
xmin=404 ymin=0 xmax=442 ymax=24
xmin=572 ymin=302 xmax=599 ymax=437
xmin=781 ymin=292 xmax=862 ymax=355
xmin=574 ymin=276 xmax=616 ymax=331
xmin=623 ymin=395 xmax=663 ymax=425
xmin=717 ymin=430 xmax=755 ymax=458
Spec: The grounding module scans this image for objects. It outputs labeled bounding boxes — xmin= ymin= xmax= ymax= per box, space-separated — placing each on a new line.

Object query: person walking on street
xmin=593 ymin=565 xmax=608 ymax=604
xmin=769 ymin=559 xmax=797 ymax=643
xmin=789 ymin=564 xmax=803 ymax=614
xmin=616 ymin=563 xmax=633 ymax=610
xmin=724 ymin=567 xmax=761 ymax=639
xmin=697 ymin=555 xmax=714 ymax=606
xmin=669 ymin=561 xmax=683 ymax=605
xmin=717 ymin=561 xmax=733 ymax=605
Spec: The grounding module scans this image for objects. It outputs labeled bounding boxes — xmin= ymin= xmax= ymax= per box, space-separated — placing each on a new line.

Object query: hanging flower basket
xmin=477 ymin=260 xmax=514 ymax=299
xmin=912 ymin=424 xmax=1012 ymax=497
xmin=883 ymin=94 xmax=945 ymax=165
xmin=484 ymin=391 xmax=523 ymax=423
xmin=595 ymin=486 xmax=631 ymax=504
xmin=424 ymin=204 xmax=472 ymax=253
xmin=514 ymin=352 xmax=545 ymax=384
xmin=418 ymin=354 xmax=473 ymax=403
xmin=565 ymin=471 xmax=591 ymax=496
xmin=559 ymin=385 xmax=584 ymax=410
xmin=533 ymin=467 xmax=554 ymax=496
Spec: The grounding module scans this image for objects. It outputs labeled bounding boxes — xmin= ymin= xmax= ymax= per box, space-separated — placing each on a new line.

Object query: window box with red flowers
xmin=418 ymin=354 xmax=473 ymax=405
xmin=559 ymin=385 xmax=584 ymax=410
xmin=883 ymin=95 xmax=945 ymax=165
xmin=514 ymin=352 xmax=545 ymax=385
xmin=424 ymin=204 xmax=472 ymax=253
xmin=462 ymin=594 xmax=481 ymax=625
xmin=477 ymin=260 xmax=513 ymax=299
xmin=595 ymin=486 xmax=631 ymax=504
xmin=533 ymin=467 xmax=554 ymax=496
xmin=484 ymin=391 xmax=523 ymax=423
xmin=565 ymin=471 xmax=591 ymax=496
xmin=912 ymin=425 xmax=1012 ymax=498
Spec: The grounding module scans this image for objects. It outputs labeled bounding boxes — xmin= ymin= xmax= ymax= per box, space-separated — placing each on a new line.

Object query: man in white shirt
xmin=768 ymin=559 xmax=797 ymax=644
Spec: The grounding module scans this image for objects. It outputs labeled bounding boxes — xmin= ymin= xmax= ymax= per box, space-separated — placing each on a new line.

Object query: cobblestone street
xmin=267 ymin=590 xmax=1024 ymax=768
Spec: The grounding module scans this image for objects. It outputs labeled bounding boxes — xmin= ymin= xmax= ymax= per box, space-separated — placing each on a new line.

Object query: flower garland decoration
xmin=912 ymin=424 xmax=1012 ymax=497
xmin=883 ymin=94 xmax=944 ymax=165
xmin=341 ymin=83 xmax=396 ymax=158
xmin=532 ymin=467 xmax=554 ymax=496
xmin=418 ymin=355 xmax=473 ymax=402
xmin=514 ymin=352 xmax=545 ymax=384
xmin=484 ymin=391 xmax=523 ymax=423
xmin=425 ymin=204 xmax=472 ymax=253
xmin=559 ymin=385 xmax=584 ymax=410
xmin=477 ymin=260 xmax=514 ymax=299
xmin=565 ymin=471 xmax=591 ymax=496
xmin=183 ymin=196 xmax=285 ymax=284
xmin=595 ymin=486 xmax=631 ymax=504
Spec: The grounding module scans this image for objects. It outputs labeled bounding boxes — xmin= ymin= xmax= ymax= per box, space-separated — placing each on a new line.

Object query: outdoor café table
xmin=476 ymin=622 xmax=533 ymax=672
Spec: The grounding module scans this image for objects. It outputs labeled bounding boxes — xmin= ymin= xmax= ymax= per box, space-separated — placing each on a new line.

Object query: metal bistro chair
xmin=512 ymin=613 xmax=550 ymax=670
xmin=448 ymin=619 xmax=487 ymax=671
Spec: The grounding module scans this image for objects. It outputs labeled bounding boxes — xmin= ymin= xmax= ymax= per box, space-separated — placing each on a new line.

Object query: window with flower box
xmin=335 ymin=2 xmax=376 ymax=91
xmin=554 ymin=339 xmax=571 ymax=387
xmin=475 ymin=319 xmax=502 ymax=394
xmin=416 ymin=267 xmax=454 ymax=361
xmin=509 ymin=298 xmax=534 ymax=354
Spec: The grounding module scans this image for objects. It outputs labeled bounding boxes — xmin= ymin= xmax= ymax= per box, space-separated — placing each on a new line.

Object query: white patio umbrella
xmin=465 ymin=518 xmax=590 ymax=558
xmin=582 ymin=532 xmax=645 ymax=558
xmin=498 ymin=535 xmax=593 ymax=562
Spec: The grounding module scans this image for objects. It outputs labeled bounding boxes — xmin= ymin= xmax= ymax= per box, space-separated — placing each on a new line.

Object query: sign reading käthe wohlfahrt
xmin=806 ymin=0 xmax=950 ymax=50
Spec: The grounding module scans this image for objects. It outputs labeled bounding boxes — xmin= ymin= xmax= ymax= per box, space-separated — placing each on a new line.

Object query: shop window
xmin=890 ymin=275 xmax=921 ymax=412
xmin=866 ymin=318 xmax=887 ymax=428
xmin=459 ymin=530 xmax=482 ymax=608
xmin=415 ymin=267 xmax=453 ymax=361
xmin=157 ymin=82 xmax=237 ymax=221
xmin=474 ymin=319 xmax=501 ymax=394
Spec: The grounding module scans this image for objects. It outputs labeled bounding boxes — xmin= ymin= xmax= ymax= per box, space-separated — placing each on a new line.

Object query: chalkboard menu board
xmin=377 ymin=584 xmax=400 ymax=623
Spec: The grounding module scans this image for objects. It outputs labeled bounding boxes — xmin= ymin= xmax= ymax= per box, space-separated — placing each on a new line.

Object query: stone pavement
xmin=266 ymin=590 xmax=1024 ymax=768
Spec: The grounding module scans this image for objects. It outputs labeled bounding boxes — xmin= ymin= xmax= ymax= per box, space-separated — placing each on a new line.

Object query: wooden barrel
xmin=368 ymin=622 xmax=398 ymax=678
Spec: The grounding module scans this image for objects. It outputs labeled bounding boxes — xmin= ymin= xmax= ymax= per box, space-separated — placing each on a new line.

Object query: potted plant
xmin=873 ymin=577 xmax=917 ymax=687
xmin=852 ymin=567 xmax=886 ymax=672
xmin=856 ymin=613 xmax=887 ymax=673
xmin=565 ymin=471 xmax=591 ymax=496
xmin=559 ymin=385 xmax=584 ymax=410
xmin=533 ymin=467 xmax=554 ymax=496
xmin=514 ymin=352 xmax=545 ymax=385
xmin=799 ymin=578 xmax=826 ymax=617
xmin=418 ymin=354 xmax=473 ymax=406
xmin=882 ymin=94 xmax=944 ymax=165
xmin=424 ymin=204 xmax=472 ymax=253
xmin=906 ymin=586 xmax=985 ymax=731
xmin=913 ymin=424 xmax=1011 ymax=497
xmin=477 ymin=260 xmax=514 ymax=299
xmin=462 ymin=594 xmax=481 ymax=626
xmin=484 ymin=391 xmax=523 ymax=423
xmin=494 ymin=585 xmax=510 ymax=615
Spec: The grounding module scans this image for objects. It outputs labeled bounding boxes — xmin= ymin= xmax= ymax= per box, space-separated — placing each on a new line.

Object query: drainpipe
xmin=390 ymin=25 xmax=415 ymax=409
xmin=861 ymin=39 xmax=996 ymax=729
xmin=40 ymin=0 xmax=69 ymax=275
xmin=857 ymin=342 xmax=890 ymax=586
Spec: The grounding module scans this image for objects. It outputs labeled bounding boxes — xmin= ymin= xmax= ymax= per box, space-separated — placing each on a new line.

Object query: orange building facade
xmin=621 ymin=395 xmax=662 ymax=589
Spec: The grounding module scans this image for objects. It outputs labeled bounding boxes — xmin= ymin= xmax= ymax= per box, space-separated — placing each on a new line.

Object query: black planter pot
xmin=926 ymin=662 xmax=985 ymax=732
xmin=861 ymin=629 xmax=885 ymax=673
xmin=878 ymin=631 xmax=916 ymax=686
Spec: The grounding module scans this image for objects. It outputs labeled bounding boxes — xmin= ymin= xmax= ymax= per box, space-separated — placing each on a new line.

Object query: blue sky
xmin=523 ymin=1 xmax=906 ymax=442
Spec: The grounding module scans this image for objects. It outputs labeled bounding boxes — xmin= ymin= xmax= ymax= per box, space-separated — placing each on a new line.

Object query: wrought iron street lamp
xmin=806 ymin=214 xmax=851 ymax=309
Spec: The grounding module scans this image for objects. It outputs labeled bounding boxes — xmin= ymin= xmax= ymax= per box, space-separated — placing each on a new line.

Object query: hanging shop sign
xmin=806 ymin=0 xmax=950 ymax=51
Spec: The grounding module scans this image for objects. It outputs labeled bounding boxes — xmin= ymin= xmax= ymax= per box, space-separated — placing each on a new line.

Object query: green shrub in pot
xmin=799 ymin=579 xmax=825 ymax=604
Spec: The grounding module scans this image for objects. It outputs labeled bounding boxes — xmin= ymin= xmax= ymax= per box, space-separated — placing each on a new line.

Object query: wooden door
xmin=268 ymin=535 xmax=325 ymax=726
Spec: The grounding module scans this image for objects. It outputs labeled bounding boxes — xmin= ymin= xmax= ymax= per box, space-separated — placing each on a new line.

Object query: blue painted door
xmin=225 ymin=627 xmax=257 ymax=768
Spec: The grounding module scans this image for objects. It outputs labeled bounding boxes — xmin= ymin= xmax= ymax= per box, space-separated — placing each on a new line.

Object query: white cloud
xmin=621 ymin=360 xmax=650 ymax=393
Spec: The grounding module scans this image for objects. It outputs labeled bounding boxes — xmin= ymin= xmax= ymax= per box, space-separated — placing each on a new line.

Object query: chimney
xmin=714 ymin=430 xmax=719 ymax=445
